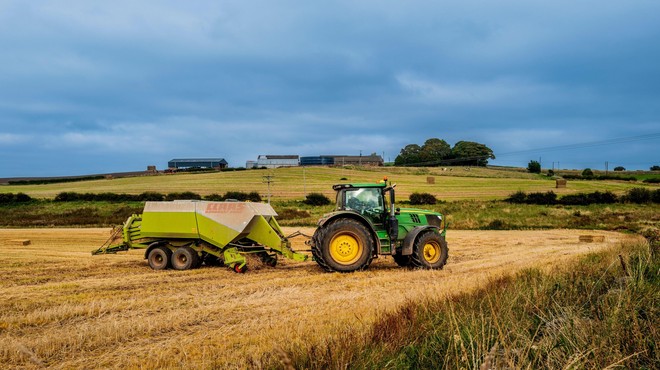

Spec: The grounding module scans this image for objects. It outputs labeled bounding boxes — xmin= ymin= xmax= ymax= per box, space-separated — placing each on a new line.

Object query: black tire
xmin=258 ymin=252 xmax=277 ymax=267
xmin=202 ymin=252 xmax=223 ymax=266
xmin=312 ymin=218 xmax=374 ymax=272
xmin=393 ymin=253 xmax=412 ymax=267
xmin=171 ymin=246 xmax=200 ymax=270
xmin=410 ymin=232 xmax=448 ymax=269
xmin=147 ymin=246 xmax=172 ymax=270
xmin=192 ymin=251 xmax=203 ymax=268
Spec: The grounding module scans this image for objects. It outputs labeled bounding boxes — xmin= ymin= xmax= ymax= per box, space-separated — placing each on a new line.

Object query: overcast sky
xmin=1 ymin=1 xmax=659 ymax=177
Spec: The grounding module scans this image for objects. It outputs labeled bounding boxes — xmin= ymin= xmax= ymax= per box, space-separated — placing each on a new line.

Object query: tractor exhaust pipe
xmin=384 ymin=184 xmax=398 ymax=254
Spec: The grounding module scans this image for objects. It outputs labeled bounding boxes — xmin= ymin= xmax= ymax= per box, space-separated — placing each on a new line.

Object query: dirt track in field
xmin=0 ymin=228 xmax=640 ymax=369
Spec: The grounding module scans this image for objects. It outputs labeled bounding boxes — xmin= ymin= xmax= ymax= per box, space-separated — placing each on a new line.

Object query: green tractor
xmin=311 ymin=180 xmax=448 ymax=272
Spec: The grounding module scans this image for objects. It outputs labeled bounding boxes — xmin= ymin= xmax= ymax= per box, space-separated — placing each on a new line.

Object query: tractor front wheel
xmin=410 ymin=232 xmax=448 ymax=269
xmin=312 ymin=218 xmax=374 ymax=272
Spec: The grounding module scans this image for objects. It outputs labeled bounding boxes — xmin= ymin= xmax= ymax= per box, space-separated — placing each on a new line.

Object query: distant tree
xmin=613 ymin=166 xmax=626 ymax=171
xmin=419 ymin=138 xmax=452 ymax=165
xmin=451 ymin=141 xmax=495 ymax=166
xmin=394 ymin=144 xmax=422 ymax=166
xmin=651 ymin=165 xmax=660 ymax=171
xmin=582 ymin=168 xmax=594 ymax=177
xmin=527 ymin=160 xmax=541 ymax=174
xmin=395 ymin=138 xmax=493 ymax=167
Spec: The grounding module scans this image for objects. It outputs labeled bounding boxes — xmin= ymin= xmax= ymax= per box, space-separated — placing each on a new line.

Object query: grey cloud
xmin=1 ymin=1 xmax=659 ymax=176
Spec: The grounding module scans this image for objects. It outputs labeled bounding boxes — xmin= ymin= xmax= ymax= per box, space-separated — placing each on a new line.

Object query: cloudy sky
xmin=1 ymin=1 xmax=659 ymax=177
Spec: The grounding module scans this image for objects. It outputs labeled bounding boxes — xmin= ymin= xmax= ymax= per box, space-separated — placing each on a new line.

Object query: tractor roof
xmin=332 ymin=182 xmax=387 ymax=190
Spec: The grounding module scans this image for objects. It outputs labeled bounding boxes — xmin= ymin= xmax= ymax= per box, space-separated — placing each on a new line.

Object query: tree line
xmin=395 ymin=138 xmax=495 ymax=167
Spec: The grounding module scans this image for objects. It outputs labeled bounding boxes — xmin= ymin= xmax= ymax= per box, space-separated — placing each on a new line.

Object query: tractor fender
xmin=401 ymin=226 xmax=440 ymax=256
xmin=317 ymin=211 xmax=381 ymax=252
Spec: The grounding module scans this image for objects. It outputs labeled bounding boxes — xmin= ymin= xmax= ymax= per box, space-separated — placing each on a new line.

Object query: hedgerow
xmin=52 ymin=191 xmax=262 ymax=202
xmin=0 ymin=193 xmax=34 ymax=204
xmin=506 ymin=189 xmax=658 ymax=205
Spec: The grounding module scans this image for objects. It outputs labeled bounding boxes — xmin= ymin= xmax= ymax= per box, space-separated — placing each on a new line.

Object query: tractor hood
xmin=398 ymin=208 xmax=443 ymax=216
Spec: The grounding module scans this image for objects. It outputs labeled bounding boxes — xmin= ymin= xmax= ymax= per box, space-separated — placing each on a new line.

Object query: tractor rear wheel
xmin=410 ymin=232 xmax=448 ymax=269
xmin=147 ymin=246 xmax=172 ymax=270
xmin=312 ymin=218 xmax=374 ymax=272
xmin=171 ymin=246 xmax=200 ymax=270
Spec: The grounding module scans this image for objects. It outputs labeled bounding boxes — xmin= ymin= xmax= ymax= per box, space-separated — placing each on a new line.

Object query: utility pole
xmin=262 ymin=174 xmax=275 ymax=204
xmin=303 ymin=166 xmax=306 ymax=196
xmin=605 ymin=161 xmax=609 ymax=175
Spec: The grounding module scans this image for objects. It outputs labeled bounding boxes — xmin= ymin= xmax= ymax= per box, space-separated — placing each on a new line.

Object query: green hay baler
xmin=93 ymin=200 xmax=308 ymax=273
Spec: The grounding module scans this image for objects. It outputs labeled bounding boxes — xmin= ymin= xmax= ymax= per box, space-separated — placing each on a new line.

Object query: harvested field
xmin=0 ymin=228 xmax=640 ymax=369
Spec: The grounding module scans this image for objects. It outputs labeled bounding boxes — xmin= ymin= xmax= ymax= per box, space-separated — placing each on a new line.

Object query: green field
xmin=2 ymin=166 xmax=656 ymax=201
xmin=2 ymin=166 xmax=659 ymax=231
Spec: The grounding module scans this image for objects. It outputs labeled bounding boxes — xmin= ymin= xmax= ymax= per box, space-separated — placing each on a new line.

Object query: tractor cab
xmin=333 ymin=183 xmax=388 ymax=214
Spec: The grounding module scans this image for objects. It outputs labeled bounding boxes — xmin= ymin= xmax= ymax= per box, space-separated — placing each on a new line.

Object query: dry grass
xmin=0 ymin=228 xmax=641 ymax=369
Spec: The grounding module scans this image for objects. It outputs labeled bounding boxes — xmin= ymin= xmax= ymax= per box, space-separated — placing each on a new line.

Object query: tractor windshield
xmin=344 ymin=188 xmax=384 ymax=213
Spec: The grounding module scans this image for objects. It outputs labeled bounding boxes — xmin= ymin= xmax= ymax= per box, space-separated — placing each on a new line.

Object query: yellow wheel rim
xmin=423 ymin=241 xmax=441 ymax=263
xmin=329 ymin=233 xmax=362 ymax=265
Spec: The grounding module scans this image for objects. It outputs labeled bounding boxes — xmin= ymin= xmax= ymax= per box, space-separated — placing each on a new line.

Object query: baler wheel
xmin=171 ymin=246 xmax=200 ymax=270
xmin=147 ymin=246 xmax=172 ymax=270
xmin=258 ymin=252 xmax=278 ymax=267
xmin=233 ymin=264 xmax=247 ymax=273
xmin=410 ymin=232 xmax=448 ymax=269
xmin=202 ymin=252 xmax=223 ymax=266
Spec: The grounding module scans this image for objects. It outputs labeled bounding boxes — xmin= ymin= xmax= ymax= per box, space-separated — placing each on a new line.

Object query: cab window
xmin=344 ymin=188 xmax=383 ymax=213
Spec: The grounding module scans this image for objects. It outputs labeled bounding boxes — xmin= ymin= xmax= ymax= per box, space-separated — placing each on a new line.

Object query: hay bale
xmin=579 ymin=235 xmax=605 ymax=243
xmin=10 ymin=239 xmax=31 ymax=246
xmin=556 ymin=179 xmax=567 ymax=188
xmin=426 ymin=176 xmax=435 ymax=184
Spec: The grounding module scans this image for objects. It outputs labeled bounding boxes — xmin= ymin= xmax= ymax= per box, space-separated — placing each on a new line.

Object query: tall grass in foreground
xmin=270 ymin=232 xmax=659 ymax=369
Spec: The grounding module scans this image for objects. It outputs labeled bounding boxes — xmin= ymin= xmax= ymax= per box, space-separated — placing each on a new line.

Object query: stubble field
xmin=0 ymin=227 xmax=639 ymax=369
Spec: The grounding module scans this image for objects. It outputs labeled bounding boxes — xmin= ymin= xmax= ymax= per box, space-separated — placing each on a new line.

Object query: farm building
xmin=330 ymin=155 xmax=384 ymax=166
xmin=300 ymin=154 xmax=384 ymax=167
xmin=255 ymin=155 xmax=299 ymax=168
xmin=300 ymin=156 xmax=335 ymax=166
xmin=167 ymin=158 xmax=228 ymax=169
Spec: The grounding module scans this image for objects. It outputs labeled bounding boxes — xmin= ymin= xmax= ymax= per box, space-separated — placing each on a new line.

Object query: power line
xmin=496 ymin=133 xmax=660 ymax=157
